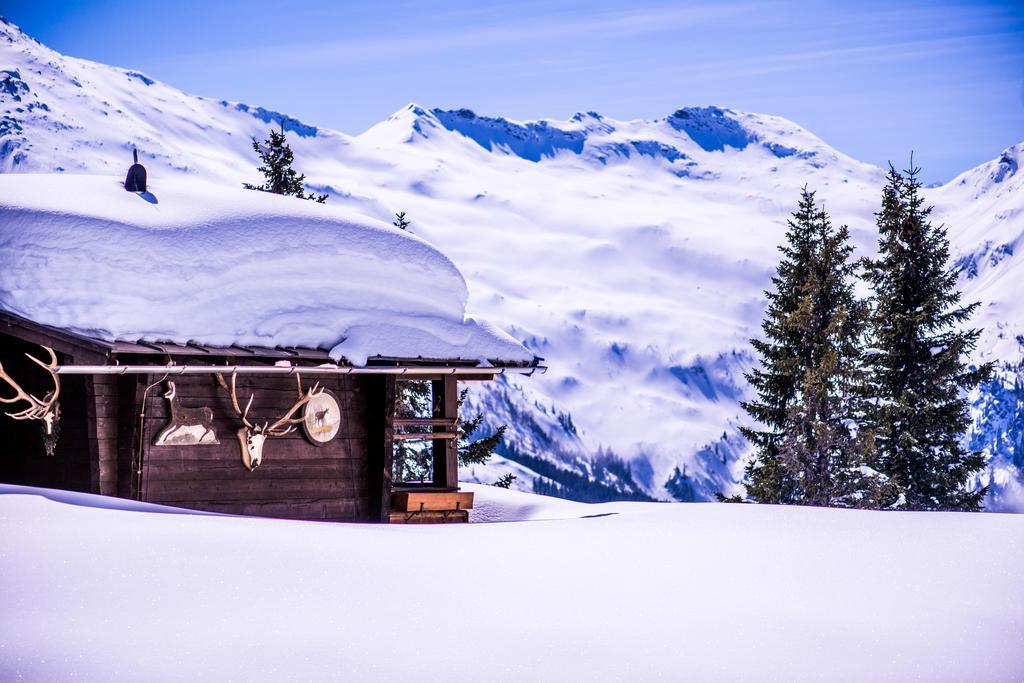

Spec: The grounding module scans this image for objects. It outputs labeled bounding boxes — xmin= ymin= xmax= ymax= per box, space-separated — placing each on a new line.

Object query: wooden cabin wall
xmin=1 ymin=322 xmax=399 ymax=522
xmin=134 ymin=373 xmax=385 ymax=522
xmin=0 ymin=335 xmax=93 ymax=492
xmin=89 ymin=374 xmax=119 ymax=496
xmin=365 ymin=374 xmax=396 ymax=522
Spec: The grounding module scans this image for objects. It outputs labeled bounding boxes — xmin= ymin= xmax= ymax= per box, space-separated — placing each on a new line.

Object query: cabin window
xmin=393 ymin=377 xmax=460 ymax=489
xmin=393 ymin=380 xmax=435 ymax=483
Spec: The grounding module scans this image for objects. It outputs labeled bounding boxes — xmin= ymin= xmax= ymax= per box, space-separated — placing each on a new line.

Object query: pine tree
xmin=773 ymin=215 xmax=893 ymax=508
xmin=740 ymin=187 xmax=821 ymax=503
xmin=665 ymin=465 xmax=697 ymax=501
xmin=742 ymin=189 xmax=889 ymax=507
xmin=861 ymin=162 xmax=993 ymax=511
xmin=393 ymin=211 xmax=411 ymax=231
xmin=493 ymin=473 xmax=517 ymax=489
xmin=456 ymin=388 xmax=506 ymax=467
xmin=243 ymin=122 xmax=327 ymax=203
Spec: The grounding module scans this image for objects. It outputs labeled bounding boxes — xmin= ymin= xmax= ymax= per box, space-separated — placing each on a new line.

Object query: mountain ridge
xmin=3 ymin=16 xmax=1023 ymax=508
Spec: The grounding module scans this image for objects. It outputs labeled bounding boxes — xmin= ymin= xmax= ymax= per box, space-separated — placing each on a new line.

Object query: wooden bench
xmin=389 ymin=490 xmax=473 ymax=524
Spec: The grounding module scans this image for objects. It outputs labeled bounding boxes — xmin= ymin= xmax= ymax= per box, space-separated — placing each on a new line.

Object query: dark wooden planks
xmin=115 ymin=375 xmax=143 ymax=498
xmin=394 ymin=417 xmax=459 ymax=427
xmin=173 ymin=498 xmax=360 ymax=521
xmin=146 ymin=477 xmax=356 ymax=500
xmin=136 ymin=372 xmax=374 ymax=522
xmin=86 ymin=374 xmax=118 ymax=495
xmin=144 ymin=456 xmax=357 ymax=480
xmin=431 ymin=375 xmax=459 ymax=488
xmin=389 ymin=509 xmax=469 ymax=524
xmin=0 ymin=325 xmax=405 ymax=523
xmin=393 ymin=431 xmax=458 ymax=441
xmin=364 ymin=375 xmax=395 ymax=523
xmin=0 ymin=312 xmax=110 ymax=363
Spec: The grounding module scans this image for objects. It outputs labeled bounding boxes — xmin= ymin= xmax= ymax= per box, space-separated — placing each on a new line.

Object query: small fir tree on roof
xmin=243 ymin=122 xmax=327 ymax=203
xmin=393 ymin=211 xmax=411 ymax=231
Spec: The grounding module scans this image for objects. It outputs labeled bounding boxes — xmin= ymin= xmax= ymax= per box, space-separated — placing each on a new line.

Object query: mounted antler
xmin=215 ymin=371 xmax=322 ymax=470
xmin=0 ymin=346 xmax=62 ymax=451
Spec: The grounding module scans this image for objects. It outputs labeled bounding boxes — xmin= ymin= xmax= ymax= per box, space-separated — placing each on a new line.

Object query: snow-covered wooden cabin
xmin=0 ymin=174 xmax=538 ymax=523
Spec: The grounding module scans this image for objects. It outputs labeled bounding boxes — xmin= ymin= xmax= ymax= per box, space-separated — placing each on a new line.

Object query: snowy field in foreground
xmin=1 ymin=485 xmax=1022 ymax=682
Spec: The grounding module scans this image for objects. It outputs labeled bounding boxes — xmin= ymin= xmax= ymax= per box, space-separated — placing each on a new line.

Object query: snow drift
xmin=1 ymin=483 xmax=1022 ymax=682
xmin=0 ymin=173 xmax=533 ymax=365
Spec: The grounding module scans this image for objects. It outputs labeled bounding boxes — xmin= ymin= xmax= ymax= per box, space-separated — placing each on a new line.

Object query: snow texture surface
xmin=0 ymin=173 xmax=532 ymax=366
xmin=1 ymin=483 xmax=1022 ymax=682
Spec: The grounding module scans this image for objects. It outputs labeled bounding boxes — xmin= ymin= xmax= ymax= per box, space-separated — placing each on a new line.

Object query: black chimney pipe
xmin=124 ymin=147 xmax=147 ymax=192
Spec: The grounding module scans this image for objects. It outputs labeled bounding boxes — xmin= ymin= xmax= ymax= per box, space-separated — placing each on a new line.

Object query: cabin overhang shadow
xmin=0 ymin=312 xmax=540 ymax=523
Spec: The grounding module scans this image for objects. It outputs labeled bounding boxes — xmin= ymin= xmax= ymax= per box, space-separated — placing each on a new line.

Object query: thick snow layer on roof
xmin=0 ymin=173 xmax=532 ymax=365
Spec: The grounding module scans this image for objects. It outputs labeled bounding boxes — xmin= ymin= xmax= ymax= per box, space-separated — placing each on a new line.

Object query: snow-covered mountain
xmin=3 ymin=18 xmax=1022 ymax=508
xmin=931 ymin=145 xmax=1024 ymax=511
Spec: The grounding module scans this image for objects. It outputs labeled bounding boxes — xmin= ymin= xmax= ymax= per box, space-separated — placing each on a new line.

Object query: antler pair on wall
xmin=0 ymin=346 xmax=320 ymax=470
xmin=0 ymin=346 xmax=61 ymax=456
xmin=216 ymin=371 xmax=322 ymax=470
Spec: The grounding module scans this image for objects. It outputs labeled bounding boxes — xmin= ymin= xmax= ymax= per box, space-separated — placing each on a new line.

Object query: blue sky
xmin=5 ymin=0 xmax=1023 ymax=182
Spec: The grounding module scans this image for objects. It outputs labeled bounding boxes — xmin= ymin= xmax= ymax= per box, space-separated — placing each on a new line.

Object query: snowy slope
xmin=1 ymin=483 xmax=1023 ymax=682
xmin=934 ymin=143 xmax=1024 ymax=362
xmin=2 ymin=18 xmax=1021 ymax=506
xmin=931 ymin=144 xmax=1024 ymax=512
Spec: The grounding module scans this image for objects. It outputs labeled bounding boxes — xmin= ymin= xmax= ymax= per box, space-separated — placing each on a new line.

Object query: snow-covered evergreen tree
xmin=457 ymin=388 xmax=507 ymax=467
xmin=774 ymin=213 xmax=893 ymax=508
xmin=665 ymin=465 xmax=698 ymax=501
xmin=743 ymin=190 xmax=889 ymax=506
xmin=243 ymin=122 xmax=327 ymax=203
xmin=740 ymin=187 xmax=821 ymax=503
xmin=861 ymin=163 xmax=993 ymax=511
xmin=492 ymin=473 xmax=517 ymax=488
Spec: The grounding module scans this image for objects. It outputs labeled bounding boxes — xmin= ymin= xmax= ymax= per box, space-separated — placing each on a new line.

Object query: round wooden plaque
xmin=301 ymin=391 xmax=342 ymax=446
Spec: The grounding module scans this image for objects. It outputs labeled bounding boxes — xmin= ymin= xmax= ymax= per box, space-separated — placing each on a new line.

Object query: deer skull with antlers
xmin=0 ymin=345 xmax=62 ymax=455
xmin=215 ymin=371 xmax=322 ymax=470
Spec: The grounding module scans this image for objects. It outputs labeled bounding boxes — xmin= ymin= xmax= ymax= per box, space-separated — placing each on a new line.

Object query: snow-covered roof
xmin=0 ymin=173 xmax=534 ymax=366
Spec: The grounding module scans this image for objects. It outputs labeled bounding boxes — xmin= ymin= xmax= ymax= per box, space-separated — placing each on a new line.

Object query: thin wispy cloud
xmin=171 ymin=3 xmax=766 ymax=70
xmin=6 ymin=0 xmax=1022 ymax=181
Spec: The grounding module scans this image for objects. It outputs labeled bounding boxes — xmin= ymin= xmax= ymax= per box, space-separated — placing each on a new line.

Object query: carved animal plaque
xmin=302 ymin=391 xmax=341 ymax=445
xmin=154 ymin=381 xmax=219 ymax=446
